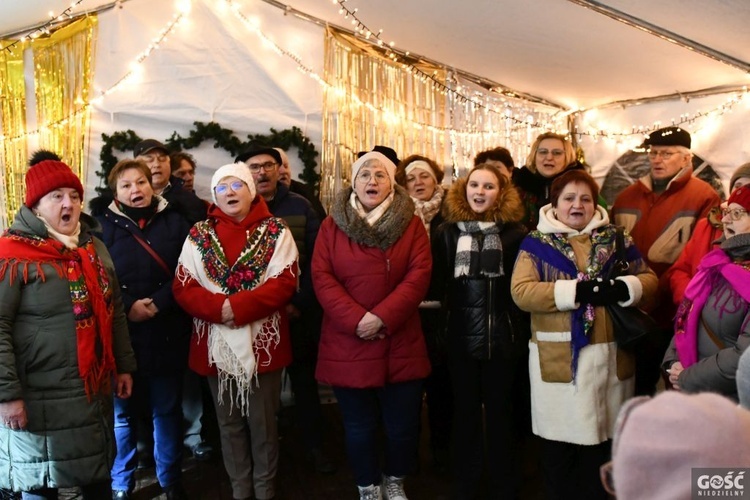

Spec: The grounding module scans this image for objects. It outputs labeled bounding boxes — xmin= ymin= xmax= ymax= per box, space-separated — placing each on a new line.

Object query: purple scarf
xmin=675 ymin=248 xmax=750 ymax=367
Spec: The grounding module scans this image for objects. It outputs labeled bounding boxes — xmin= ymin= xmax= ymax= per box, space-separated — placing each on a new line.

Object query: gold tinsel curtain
xmin=321 ymin=27 xmax=566 ymax=207
xmin=0 ymin=16 xmax=96 ymax=227
xmin=321 ymin=27 xmax=450 ymax=207
xmin=0 ymin=42 xmax=29 ymax=227
xmin=33 ymin=16 xmax=97 ymax=191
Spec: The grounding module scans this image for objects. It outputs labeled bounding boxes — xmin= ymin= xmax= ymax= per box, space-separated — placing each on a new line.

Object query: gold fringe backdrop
xmin=0 ymin=16 xmax=96 ymax=227
xmin=33 ymin=17 xmax=97 ymax=196
xmin=0 ymin=42 xmax=29 ymax=228
xmin=321 ymin=27 xmax=566 ymax=207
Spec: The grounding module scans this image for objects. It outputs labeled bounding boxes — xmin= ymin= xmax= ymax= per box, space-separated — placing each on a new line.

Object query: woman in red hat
xmin=0 ymin=159 xmax=136 ymax=499
xmin=664 ymin=185 xmax=750 ymax=400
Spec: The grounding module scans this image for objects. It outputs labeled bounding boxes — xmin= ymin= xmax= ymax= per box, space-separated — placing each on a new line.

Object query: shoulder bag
xmin=605 ymin=227 xmax=659 ymax=351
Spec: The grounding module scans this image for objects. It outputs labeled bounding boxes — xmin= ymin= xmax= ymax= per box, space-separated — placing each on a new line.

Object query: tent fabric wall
xmin=87 ymin=0 xmax=325 ymax=204
xmin=3 ymin=0 xmax=749 ymax=223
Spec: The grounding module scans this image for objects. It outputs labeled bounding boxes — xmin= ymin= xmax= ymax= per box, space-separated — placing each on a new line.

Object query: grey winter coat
xmin=663 ymin=233 xmax=750 ymax=400
xmin=0 ymin=206 xmax=136 ymax=492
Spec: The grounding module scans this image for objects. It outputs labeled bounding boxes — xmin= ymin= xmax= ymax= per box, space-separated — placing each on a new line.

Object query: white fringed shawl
xmin=176 ymin=217 xmax=297 ymax=415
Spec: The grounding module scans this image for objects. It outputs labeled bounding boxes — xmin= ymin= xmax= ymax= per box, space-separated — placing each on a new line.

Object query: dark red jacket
xmin=312 ymin=197 xmax=432 ymax=388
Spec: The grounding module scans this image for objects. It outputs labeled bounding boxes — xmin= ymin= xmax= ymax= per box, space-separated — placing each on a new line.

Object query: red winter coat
xmin=664 ymin=216 xmax=723 ymax=305
xmin=173 ymin=201 xmax=297 ymax=376
xmin=312 ymin=187 xmax=432 ymax=388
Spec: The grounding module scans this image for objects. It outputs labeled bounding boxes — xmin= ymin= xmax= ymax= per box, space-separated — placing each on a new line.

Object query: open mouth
xmin=227 ymin=199 xmax=239 ymax=206
xmin=365 ymin=188 xmax=378 ymax=196
xmin=61 ymin=214 xmax=71 ymax=222
xmin=131 ymin=195 xmax=144 ymax=204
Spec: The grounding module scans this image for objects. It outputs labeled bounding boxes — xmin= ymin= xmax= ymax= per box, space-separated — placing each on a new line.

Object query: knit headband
xmin=404 ymin=160 xmax=437 ymax=183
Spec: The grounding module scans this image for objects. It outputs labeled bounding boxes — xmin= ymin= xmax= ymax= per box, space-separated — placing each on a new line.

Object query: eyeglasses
xmin=536 ymin=149 xmax=564 ymax=157
xmin=247 ymin=161 xmax=278 ymax=173
xmin=356 ymin=171 xmax=390 ymax=184
xmin=647 ymin=150 xmax=678 ymax=160
xmin=721 ymin=207 xmax=748 ymax=221
xmin=214 ymin=180 xmax=246 ymax=195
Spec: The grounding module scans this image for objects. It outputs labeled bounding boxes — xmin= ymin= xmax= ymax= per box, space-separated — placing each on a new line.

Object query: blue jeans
xmin=333 ymin=379 xmax=424 ymax=487
xmin=111 ymin=373 xmax=183 ymax=491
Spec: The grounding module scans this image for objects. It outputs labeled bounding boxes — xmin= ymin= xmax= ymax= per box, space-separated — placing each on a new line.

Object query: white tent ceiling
xmin=4 ymin=0 xmax=747 ymax=110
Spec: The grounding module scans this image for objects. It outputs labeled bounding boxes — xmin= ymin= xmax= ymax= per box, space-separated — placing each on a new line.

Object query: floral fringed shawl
xmin=175 ymin=217 xmax=297 ymax=415
xmin=520 ymin=225 xmax=620 ymax=379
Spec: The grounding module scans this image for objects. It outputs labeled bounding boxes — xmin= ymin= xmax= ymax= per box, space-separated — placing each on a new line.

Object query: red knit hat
xmin=727 ymin=185 xmax=750 ymax=212
xmin=25 ymin=160 xmax=84 ymax=208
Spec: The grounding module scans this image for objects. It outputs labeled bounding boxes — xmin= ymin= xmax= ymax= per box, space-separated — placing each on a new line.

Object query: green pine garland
xmin=96 ymin=121 xmax=319 ymax=197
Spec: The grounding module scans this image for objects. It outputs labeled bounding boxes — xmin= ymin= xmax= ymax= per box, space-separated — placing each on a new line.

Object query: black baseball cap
xmin=133 ymin=139 xmax=169 ymax=158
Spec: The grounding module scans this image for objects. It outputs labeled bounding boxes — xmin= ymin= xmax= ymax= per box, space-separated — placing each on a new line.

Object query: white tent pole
xmin=567 ymin=0 xmax=750 ymax=73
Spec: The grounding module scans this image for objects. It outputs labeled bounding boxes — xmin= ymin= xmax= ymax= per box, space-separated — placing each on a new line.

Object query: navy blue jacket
xmin=266 ymin=184 xmax=322 ymax=360
xmin=96 ymin=198 xmax=192 ymax=375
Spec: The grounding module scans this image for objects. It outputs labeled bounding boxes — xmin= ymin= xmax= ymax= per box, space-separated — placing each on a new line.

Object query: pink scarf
xmin=674 ymin=248 xmax=750 ymax=367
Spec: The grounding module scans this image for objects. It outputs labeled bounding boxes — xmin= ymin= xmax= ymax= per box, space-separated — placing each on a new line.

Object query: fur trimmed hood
xmin=443 ymin=177 xmax=525 ymax=224
xmin=330 ymin=184 xmax=416 ymax=249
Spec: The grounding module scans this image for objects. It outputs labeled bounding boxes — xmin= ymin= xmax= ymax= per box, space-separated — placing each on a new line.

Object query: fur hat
xmin=133 ymin=139 xmax=169 ymax=158
xmin=612 ymin=392 xmax=750 ymax=500
xmin=727 ymin=186 xmax=750 ymax=212
xmin=25 ymin=160 xmax=84 ymax=208
xmin=235 ymin=147 xmax=282 ymax=166
xmin=730 ymin=163 xmax=750 ymax=192
xmin=210 ymin=163 xmax=256 ymax=204
xmin=351 ymin=151 xmax=397 ymax=187
xmin=738 ymin=348 xmax=750 ymax=410
xmin=642 ymin=126 xmax=691 ymax=149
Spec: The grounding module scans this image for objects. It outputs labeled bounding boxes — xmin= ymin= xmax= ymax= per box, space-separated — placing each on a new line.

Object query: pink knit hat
xmin=612 ymin=391 xmax=750 ymax=500
xmin=25 ymin=160 xmax=84 ymax=208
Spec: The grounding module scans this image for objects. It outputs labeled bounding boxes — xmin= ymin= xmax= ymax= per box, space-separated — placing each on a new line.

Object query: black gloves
xmin=576 ymin=278 xmax=630 ymax=306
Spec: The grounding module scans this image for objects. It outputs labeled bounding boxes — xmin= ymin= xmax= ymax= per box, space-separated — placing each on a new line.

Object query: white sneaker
xmin=381 ymin=475 xmax=408 ymax=500
xmin=358 ymin=484 xmax=382 ymax=500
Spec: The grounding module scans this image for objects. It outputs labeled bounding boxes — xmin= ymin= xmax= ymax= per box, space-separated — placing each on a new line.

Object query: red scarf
xmin=0 ymin=230 xmax=116 ymax=398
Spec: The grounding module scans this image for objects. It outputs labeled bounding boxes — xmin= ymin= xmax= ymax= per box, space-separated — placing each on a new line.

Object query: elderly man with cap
xmin=665 ymin=161 xmax=750 ymax=306
xmin=235 ymin=147 xmax=335 ymax=474
xmin=134 ymin=139 xmax=207 ymax=224
xmin=172 ymin=163 xmax=298 ymax=500
xmin=611 ymin=126 xmax=721 ymax=395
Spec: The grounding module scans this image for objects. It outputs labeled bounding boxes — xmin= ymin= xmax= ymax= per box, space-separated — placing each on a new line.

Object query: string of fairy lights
xmin=330 ymin=0 xmax=749 ymax=141
xmin=333 ymin=0 xmax=546 ymax=127
xmin=1 ymin=0 xmax=747 ymax=144
xmin=0 ymin=3 xmax=189 ymax=143
xmin=1 ymin=0 xmax=87 ymax=54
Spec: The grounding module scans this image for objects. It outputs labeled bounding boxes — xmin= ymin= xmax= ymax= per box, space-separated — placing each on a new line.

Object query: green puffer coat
xmin=0 ymin=207 xmax=136 ymax=492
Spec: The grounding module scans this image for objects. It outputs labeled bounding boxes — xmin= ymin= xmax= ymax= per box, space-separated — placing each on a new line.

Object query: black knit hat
xmin=357 ymin=145 xmax=400 ymax=167
xmin=642 ymin=127 xmax=691 ymax=149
